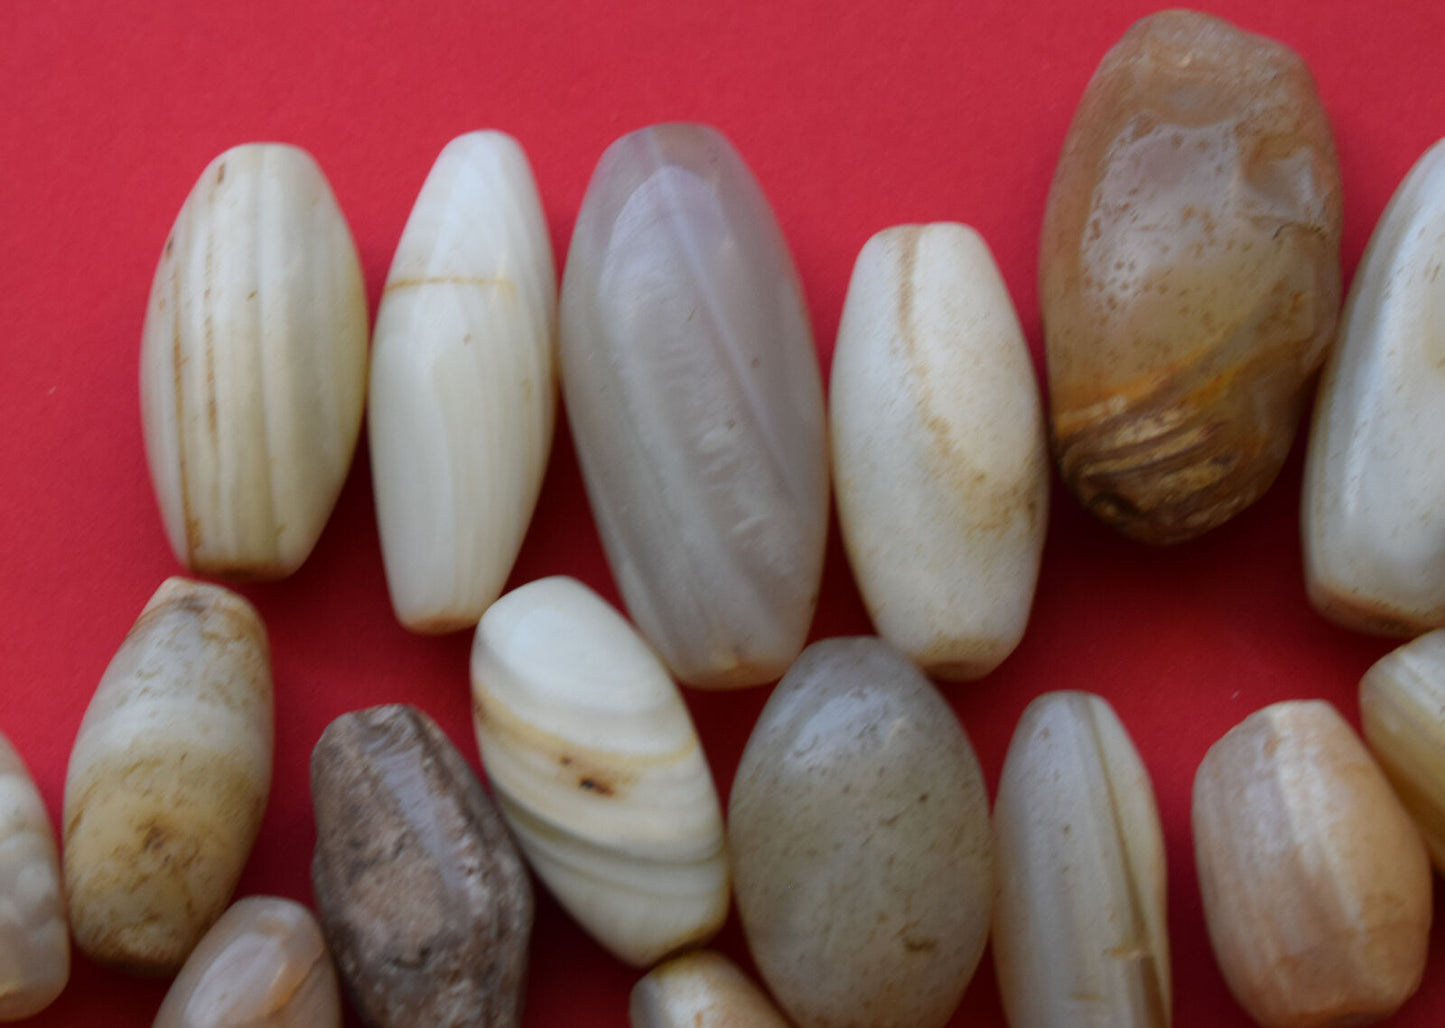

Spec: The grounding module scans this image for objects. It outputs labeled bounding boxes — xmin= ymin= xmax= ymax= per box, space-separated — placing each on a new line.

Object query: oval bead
xmin=1040 ymin=10 xmax=1341 ymax=543
xmin=0 ymin=733 xmax=67 ymax=1020
xmin=559 ymin=123 xmax=828 ymax=688
xmin=830 ymin=223 xmax=1048 ymax=678
xmin=992 ymin=692 xmax=1170 ymax=1028
xmin=310 ymin=705 xmax=532 ymax=1028
xmin=1302 ymin=139 xmax=1445 ymax=634
xmin=153 ymin=896 xmax=341 ymax=1028
xmin=63 ymin=577 xmax=273 ymax=974
xmin=728 ymin=638 xmax=993 ymax=1028
xmin=369 ymin=131 xmax=557 ymax=633
xmin=470 ymin=576 xmax=728 ymax=967
xmin=140 ymin=143 xmax=369 ymax=579
xmin=1359 ymin=629 xmax=1445 ymax=871
xmin=1193 ymin=700 xmax=1431 ymax=1028
xmin=630 ymin=951 xmax=790 ymax=1028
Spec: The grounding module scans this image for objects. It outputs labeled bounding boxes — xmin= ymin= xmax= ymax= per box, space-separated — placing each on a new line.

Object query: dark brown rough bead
xmin=310 ymin=705 xmax=532 ymax=1028
xmin=1040 ymin=10 xmax=1342 ymax=543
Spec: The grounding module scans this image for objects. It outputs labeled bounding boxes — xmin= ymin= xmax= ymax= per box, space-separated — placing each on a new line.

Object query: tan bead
xmin=630 ymin=951 xmax=790 ymax=1028
xmin=1041 ymin=10 xmax=1341 ymax=543
xmin=63 ymin=578 xmax=273 ymax=975
xmin=1192 ymin=700 xmax=1430 ymax=1027
xmin=153 ymin=896 xmax=340 ymax=1028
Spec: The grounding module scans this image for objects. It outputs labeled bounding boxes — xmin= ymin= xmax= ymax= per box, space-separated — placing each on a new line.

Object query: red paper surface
xmin=2 ymin=1 xmax=1444 ymax=1024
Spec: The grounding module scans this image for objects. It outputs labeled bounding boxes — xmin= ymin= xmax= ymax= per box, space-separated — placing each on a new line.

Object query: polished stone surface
xmin=471 ymin=576 xmax=728 ymax=967
xmin=63 ymin=577 xmax=272 ymax=975
xmin=370 ymin=131 xmax=557 ymax=633
xmin=992 ymin=692 xmax=1169 ymax=1028
xmin=1360 ymin=630 xmax=1445 ymax=872
xmin=140 ymin=144 xmax=368 ymax=579
xmin=1193 ymin=701 xmax=1430 ymax=1027
xmin=0 ymin=733 xmax=67 ymax=1019
xmin=1303 ymin=138 xmax=1445 ymax=634
xmin=153 ymin=896 xmax=340 ymax=1028
xmin=831 ymin=223 xmax=1047 ymax=678
xmin=630 ymin=951 xmax=790 ymax=1028
xmin=559 ymin=123 xmax=828 ymax=687
xmin=1041 ymin=10 xmax=1341 ymax=543
xmin=729 ymin=638 xmax=993 ymax=1028
xmin=311 ymin=705 xmax=532 ymax=1028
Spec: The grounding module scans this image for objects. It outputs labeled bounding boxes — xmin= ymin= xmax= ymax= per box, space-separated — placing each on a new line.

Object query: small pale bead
xmin=140 ymin=143 xmax=368 ymax=579
xmin=63 ymin=577 xmax=273 ymax=975
xmin=471 ymin=576 xmax=728 ymax=966
xmin=729 ymin=638 xmax=993 ymax=1028
xmin=0 ymin=734 xmax=67 ymax=1020
xmin=370 ymin=131 xmax=557 ymax=633
xmin=1041 ymin=10 xmax=1341 ymax=542
xmin=310 ymin=705 xmax=532 ymax=1028
xmin=630 ymin=951 xmax=790 ymax=1028
xmin=992 ymin=692 xmax=1170 ymax=1028
xmin=153 ymin=896 xmax=340 ymax=1028
xmin=830 ymin=223 xmax=1048 ymax=679
xmin=1303 ymin=139 xmax=1445 ymax=634
xmin=560 ymin=123 xmax=829 ymax=688
xmin=1193 ymin=700 xmax=1431 ymax=1028
xmin=1360 ymin=629 xmax=1445 ymax=870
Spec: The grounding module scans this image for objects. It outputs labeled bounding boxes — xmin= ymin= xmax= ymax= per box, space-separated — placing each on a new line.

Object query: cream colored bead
xmin=63 ymin=577 xmax=273 ymax=974
xmin=1193 ymin=700 xmax=1430 ymax=1028
xmin=370 ymin=131 xmax=557 ymax=633
xmin=1303 ymin=138 xmax=1445 ymax=634
xmin=992 ymin=692 xmax=1169 ymax=1027
xmin=0 ymin=733 xmax=67 ymax=1019
xmin=470 ymin=576 xmax=728 ymax=966
xmin=1360 ymin=629 xmax=1445 ymax=870
xmin=830 ymin=223 xmax=1048 ymax=678
xmin=140 ymin=143 xmax=368 ymax=579
xmin=631 ymin=951 xmax=790 ymax=1028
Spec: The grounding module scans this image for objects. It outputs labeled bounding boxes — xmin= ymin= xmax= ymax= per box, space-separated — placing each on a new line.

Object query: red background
xmin=3 ymin=1 xmax=1443 ymax=1024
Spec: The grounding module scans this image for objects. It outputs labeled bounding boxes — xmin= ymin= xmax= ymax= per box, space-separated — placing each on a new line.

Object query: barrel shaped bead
xmin=470 ymin=576 xmax=729 ymax=967
xmin=63 ymin=577 xmax=273 ymax=975
xmin=1192 ymin=700 xmax=1431 ymax=1028
xmin=140 ymin=143 xmax=369 ymax=579
xmin=1303 ymin=138 xmax=1445 ymax=634
xmin=991 ymin=692 xmax=1170 ymax=1028
xmin=559 ymin=123 xmax=828 ymax=688
xmin=370 ymin=131 xmax=557 ymax=633
xmin=831 ymin=223 xmax=1048 ymax=678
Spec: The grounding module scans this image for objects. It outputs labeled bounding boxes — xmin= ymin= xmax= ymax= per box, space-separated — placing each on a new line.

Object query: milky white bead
xmin=1303 ymin=138 xmax=1445 ymax=634
xmin=992 ymin=692 xmax=1170 ymax=1028
xmin=831 ymin=224 xmax=1048 ymax=679
xmin=560 ymin=124 xmax=828 ymax=688
xmin=370 ymin=131 xmax=557 ymax=633
xmin=0 ymin=733 xmax=67 ymax=1020
xmin=140 ymin=144 xmax=368 ymax=579
xmin=63 ymin=577 xmax=273 ymax=974
xmin=470 ymin=576 xmax=728 ymax=966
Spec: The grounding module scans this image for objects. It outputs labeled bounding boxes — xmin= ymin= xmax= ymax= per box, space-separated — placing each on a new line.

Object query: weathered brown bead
xmin=1193 ymin=700 xmax=1430 ymax=1027
xmin=1040 ymin=10 xmax=1341 ymax=543
xmin=153 ymin=896 xmax=341 ymax=1028
xmin=310 ymin=705 xmax=532 ymax=1028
